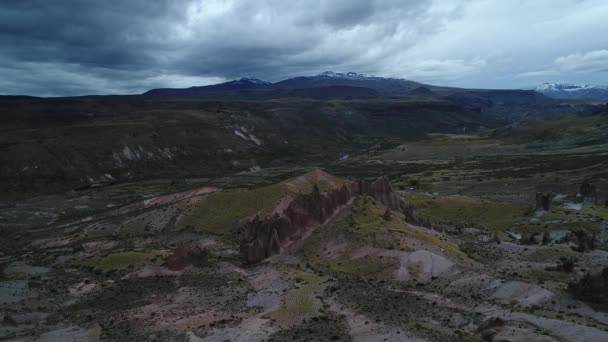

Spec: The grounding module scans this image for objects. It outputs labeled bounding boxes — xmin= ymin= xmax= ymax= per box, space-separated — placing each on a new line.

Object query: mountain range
xmin=144 ymin=72 xmax=422 ymax=97
xmin=535 ymin=83 xmax=608 ymax=100
xmin=145 ymin=71 xmax=567 ymax=121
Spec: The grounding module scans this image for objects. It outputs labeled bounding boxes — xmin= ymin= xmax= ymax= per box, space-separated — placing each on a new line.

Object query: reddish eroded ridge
xmin=239 ymin=170 xmax=409 ymax=264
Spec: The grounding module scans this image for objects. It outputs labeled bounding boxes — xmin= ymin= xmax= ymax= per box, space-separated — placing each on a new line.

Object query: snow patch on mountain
xmin=318 ymin=71 xmax=381 ymax=80
xmin=232 ymin=78 xmax=271 ymax=85
xmin=535 ymin=83 xmax=608 ymax=99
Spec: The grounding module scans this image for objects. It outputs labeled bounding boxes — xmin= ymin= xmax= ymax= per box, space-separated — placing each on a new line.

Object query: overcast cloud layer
xmin=1 ymin=0 xmax=607 ymax=96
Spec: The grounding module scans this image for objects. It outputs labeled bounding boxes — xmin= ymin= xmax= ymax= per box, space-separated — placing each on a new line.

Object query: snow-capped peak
xmin=536 ymin=83 xmax=571 ymax=91
xmin=233 ymin=77 xmax=271 ymax=85
xmin=536 ymin=83 xmax=607 ymax=91
xmin=317 ymin=71 xmax=378 ymax=80
xmin=535 ymin=83 xmax=608 ymax=99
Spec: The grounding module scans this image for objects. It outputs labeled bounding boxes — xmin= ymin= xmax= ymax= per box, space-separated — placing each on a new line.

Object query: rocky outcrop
xmin=520 ymin=232 xmax=544 ymax=245
xmin=569 ymin=267 xmax=608 ymax=307
xmin=166 ymin=244 xmax=209 ymax=271
xmin=240 ymin=182 xmax=356 ymax=264
xmin=359 ymin=175 xmax=416 ymax=223
xmin=517 ymin=228 xmax=595 ymax=252
xmin=239 ymin=173 xmax=409 ymax=264
xmin=535 ymin=192 xmax=555 ymax=211
xmin=358 ymin=176 xmax=404 ymax=211
xmin=521 ymin=230 xmax=567 ymax=245
xmin=556 ymin=257 xmax=575 ymax=273
xmin=577 ymin=182 xmax=597 ymax=203
xmin=570 ymin=229 xmax=596 ymax=252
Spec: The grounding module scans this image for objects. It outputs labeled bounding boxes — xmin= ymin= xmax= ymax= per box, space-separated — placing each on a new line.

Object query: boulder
xmin=568 ymin=267 xmax=608 ymax=306
xmin=166 ymin=244 xmax=209 ymax=271
xmin=382 ymin=208 xmax=392 ymax=221
xmin=480 ymin=328 xmax=498 ymax=341
xmin=557 ymin=257 xmax=575 ymax=273
xmin=570 ymin=229 xmax=596 ymax=252
xmin=477 ymin=317 xmax=506 ymax=341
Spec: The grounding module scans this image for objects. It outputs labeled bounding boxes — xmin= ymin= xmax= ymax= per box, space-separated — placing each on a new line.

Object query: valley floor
xmin=1 ymin=114 xmax=608 ymax=342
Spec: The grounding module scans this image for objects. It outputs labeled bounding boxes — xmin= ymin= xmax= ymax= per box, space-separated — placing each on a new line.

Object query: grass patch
xmin=460 ymin=241 xmax=502 ymax=264
xmin=269 ymin=271 xmax=321 ymax=325
xmin=515 ymin=219 xmax=603 ymax=233
xmin=524 ymin=247 xmax=575 ymax=262
xmin=286 ymin=176 xmax=347 ymax=194
xmin=523 ymin=268 xmax=570 ymax=283
xmin=84 ymin=251 xmax=150 ymax=272
xmin=267 ymin=313 xmax=350 ymax=342
xmin=415 ymin=322 xmax=483 ymax=342
xmin=530 ymin=308 xmax=608 ymax=331
xmin=388 ymin=225 xmax=469 ymax=262
xmin=180 ymin=183 xmax=285 ymax=234
xmin=350 ymin=198 xmax=470 ymax=262
xmin=327 ymin=255 xmax=389 ymax=275
xmin=583 ymin=205 xmax=608 ymax=221
xmin=119 ymin=220 xmax=147 ymax=237
xmin=408 ymin=193 xmax=527 ymax=231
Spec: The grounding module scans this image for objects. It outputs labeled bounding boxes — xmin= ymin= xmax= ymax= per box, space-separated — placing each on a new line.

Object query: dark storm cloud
xmin=0 ymin=1 xmax=183 ymax=69
xmin=169 ymin=0 xmax=435 ymax=80
xmin=0 ymin=0 xmax=442 ymax=95
xmin=0 ymin=0 xmax=607 ymax=96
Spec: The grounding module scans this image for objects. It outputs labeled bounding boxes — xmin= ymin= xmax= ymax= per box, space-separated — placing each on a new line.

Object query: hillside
xmin=2 ymin=166 xmax=607 ymax=341
xmin=0 ymin=95 xmax=496 ymax=198
xmin=2 ymin=98 xmax=608 ymax=342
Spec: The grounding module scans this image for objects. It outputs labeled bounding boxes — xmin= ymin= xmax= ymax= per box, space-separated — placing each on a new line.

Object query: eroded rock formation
xmin=239 ymin=173 xmax=409 ymax=264
xmin=240 ymin=182 xmax=355 ymax=264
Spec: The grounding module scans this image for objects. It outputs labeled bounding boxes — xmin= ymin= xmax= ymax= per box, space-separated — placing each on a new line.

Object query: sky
xmin=0 ymin=0 xmax=607 ymax=96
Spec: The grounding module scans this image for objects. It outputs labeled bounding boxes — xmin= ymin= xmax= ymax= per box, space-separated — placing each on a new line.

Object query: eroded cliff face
xmin=239 ymin=173 xmax=410 ymax=264
xmin=358 ymin=176 xmax=411 ymax=213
